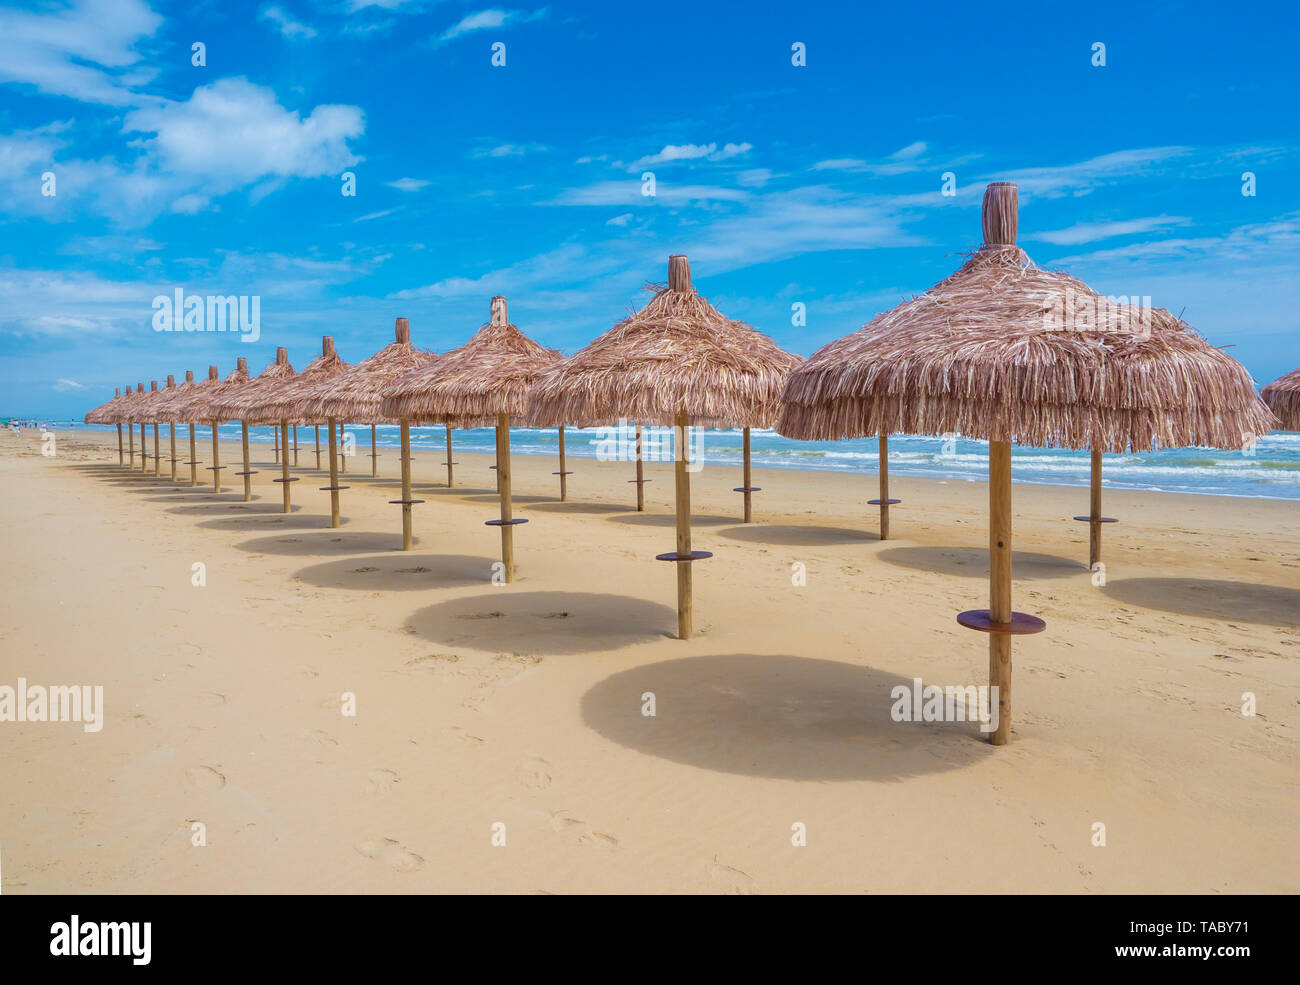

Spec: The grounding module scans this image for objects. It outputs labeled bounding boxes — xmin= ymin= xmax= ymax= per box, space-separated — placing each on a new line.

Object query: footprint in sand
xmin=353 ymin=566 xmax=379 ymax=573
xmin=355 ymin=837 xmax=424 ymax=872
xmin=126 ymin=712 xmax=155 ymax=727
xmin=708 ymin=856 xmax=756 ymax=894
xmin=548 ymin=810 xmax=618 ymax=849
xmin=199 ymin=691 xmax=228 ymax=706
xmin=185 ymin=765 xmax=227 ymax=790
xmin=367 ymin=768 xmax=400 ymax=794
xmin=306 ymin=728 xmax=337 ymax=746
xmin=444 ymin=725 xmax=485 ymax=745
xmin=458 ymin=611 xmax=505 ymax=621
xmin=516 ymin=757 xmax=552 ymax=789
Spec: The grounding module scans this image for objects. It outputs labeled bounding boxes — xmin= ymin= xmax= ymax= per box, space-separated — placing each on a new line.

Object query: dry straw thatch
xmin=299 ymin=318 xmax=435 ymax=423
xmin=84 ymin=387 xmax=123 ymax=424
xmin=381 ymin=297 xmax=561 ymax=426
xmin=165 ymin=366 xmax=224 ymax=423
xmin=211 ymin=347 xmax=298 ymax=423
xmin=1261 ymin=368 xmax=1300 ymax=431
xmin=259 ymin=337 xmax=351 ymax=424
xmin=778 ymin=186 xmax=1275 ymax=453
xmin=527 ymin=256 xmax=801 ymax=428
xmin=147 ymin=370 xmax=199 ymax=422
xmin=175 ymin=358 xmax=250 ymax=424
xmin=107 ymin=384 xmax=147 ymax=424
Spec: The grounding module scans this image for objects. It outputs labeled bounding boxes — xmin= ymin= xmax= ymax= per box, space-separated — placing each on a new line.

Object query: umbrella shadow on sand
xmin=877 ymin=545 xmax=1083 ymax=580
xmin=1102 ymin=577 xmax=1300 ymax=628
xmin=526 ymin=501 xmax=631 ymax=515
xmin=718 ymin=524 xmax=877 ymax=546
xmin=581 ymin=654 xmax=992 ymax=781
xmin=199 ymin=513 xmax=342 ymax=533
xmin=233 ymin=529 xmax=408 ymax=556
xmin=461 ymin=493 xmax=553 ymax=505
xmin=294 ymin=553 xmax=494 ymax=591
xmin=605 ymin=512 xmax=735 ymax=528
xmin=168 ymin=502 xmax=302 ymax=516
xmin=405 ymin=590 xmax=676 ymax=654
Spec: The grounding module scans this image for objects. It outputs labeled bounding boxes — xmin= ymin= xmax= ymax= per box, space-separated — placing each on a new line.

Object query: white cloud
xmin=1029 ymin=215 xmax=1190 ymax=246
xmin=811 ymin=142 xmax=931 ymax=176
xmin=605 ymin=213 xmax=633 ymax=226
xmin=433 ymin=7 xmax=548 ymax=46
xmin=473 ymin=143 xmax=548 ymax=158
xmin=0 ymin=0 xmax=161 ymax=106
xmin=260 ymin=5 xmax=318 ymax=40
xmin=628 ymin=141 xmax=752 ymax=171
xmin=986 ymin=147 xmax=1193 ymax=198
xmin=54 ymin=378 xmax=87 ymax=391
xmin=550 ymin=181 xmax=749 ymax=206
xmin=387 ymin=177 xmax=430 ymax=191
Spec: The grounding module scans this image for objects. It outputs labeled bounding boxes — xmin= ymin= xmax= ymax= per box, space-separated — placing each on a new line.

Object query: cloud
xmin=260 ymin=5 xmax=318 ymax=40
xmin=605 ymin=213 xmax=633 ymax=226
xmin=387 ymin=177 xmax=430 ymax=191
xmin=433 ymin=7 xmax=549 ymax=46
xmin=811 ymin=141 xmax=931 ymax=176
xmin=628 ymin=141 xmax=752 ymax=171
xmin=1029 ymin=215 xmax=1191 ymax=246
xmin=549 ymin=180 xmax=750 ymax=206
xmin=1049 ymin=212 xmax=1300 ymax=267
xmin=472 ymin=143 xmax=548 ymax=158
xmin=391 ymin=243 xmax=622 ymax=301
xmin=0 ymin=0 xmax=162 ymax=106
xmin=54 ymin=378 xmax=87 ymax=391
xmin=355 ymin=208 xmax=398 ymax=222
xmin=985 ymin=147 xmax=1193 ymax=198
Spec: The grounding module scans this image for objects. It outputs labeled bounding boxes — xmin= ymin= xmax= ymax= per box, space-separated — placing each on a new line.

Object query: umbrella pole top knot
xmin=275 ymin=346 xmax=289 ymax=364
xmin=668 ymin=254 xmax=692 ymax=292
xmin=207 ymin=365 xmax=218 ymax=381
xmin=184 ymin=370 xmax=194 ymax=383
xmin=166 ymin=374 xmax=175 ymax=387
xmin=150 ymin=380 xmax=158 ymax=391
xmin=394 ymin=317 xmax=410 ymax=343
xmin=490 ymin=296 xmax=508 ymax=326
xmin=236 ymin=356 xmax=248 ymax=373
xmin=322 ymin=336 xmax=335 ymax=356
xmin=982 ymin=182 xmax=1019 ymax=246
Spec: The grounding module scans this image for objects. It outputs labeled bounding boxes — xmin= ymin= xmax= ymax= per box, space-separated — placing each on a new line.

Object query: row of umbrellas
xmin=85 ymin=182 xmax=1288 ymax=745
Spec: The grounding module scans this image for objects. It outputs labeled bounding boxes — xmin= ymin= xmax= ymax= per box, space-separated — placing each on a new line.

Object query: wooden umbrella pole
xmin=127 ymin=422 xmax=134 ymax=468
xmin=674 ymin=410 xmax=693 ymax=639
xmin=292 ymin=425 xmax=299 ymax=467
xmin=371 ymin=424 xmax=378 ymax=478
xmin=314 ymin=425 xmax=321 ymax=470
xmin=210 ymin=423 xmax=221 ymax=493
xmin=327 ymin=416 xmax=341 ymax=527
xmin=742 ymin=427 xmax=753 ymax=523
xmin=1089 ymin=448 xmax=1103 ymax=569
xmin=445 ymin=423 xmax=455 ymax=487
xmin=988 ymin=440 xmax=1013 ymax=745
xmin=116 ymin=423 xmax=123 ymax=466
xmin=558 ymin=425 xmax=568 ymax=501
xmin=879 ymin=435 xmax=891 ymax=540
xmin=400 ymin=421 xmax=413 ymax=550
xmin=339 ymin=422 xmax=347 ymax=474
xmin=280 ymin=421 xmax=292 ymax=514
xmin=168 ymin=423 xmax=177 ymax=482
xmin=188 ymin=425 xmax=197 ymax=486
xmin=635 ymin=423 xmax=645 ymax=511
xmin=240 ymin=422 xmax=252 ymax=501
xmin=153 ymin=424 xmax=160 ymax=476
xmin=139 ymin=423 xmax=147 ymax=471
xmin=496 ymin=413 xmax=515 ymax=582
xmin=273 ymin=424 xmax=280 ymax=464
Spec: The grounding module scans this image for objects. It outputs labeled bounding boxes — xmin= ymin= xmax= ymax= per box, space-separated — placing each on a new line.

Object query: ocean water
xmin=58 ymin=421 xmax=1300 ymax=501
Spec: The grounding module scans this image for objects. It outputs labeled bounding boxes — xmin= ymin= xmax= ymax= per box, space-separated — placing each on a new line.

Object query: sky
xmin=1 ymin=0 xmax=1297 ymax=419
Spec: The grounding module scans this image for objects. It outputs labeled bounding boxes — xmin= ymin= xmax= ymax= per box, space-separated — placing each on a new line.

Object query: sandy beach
xmin=1 ymin=425 xmax=1297 ymax=894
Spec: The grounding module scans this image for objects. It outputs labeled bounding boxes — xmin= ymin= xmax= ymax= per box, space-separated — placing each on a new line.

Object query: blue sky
xmin=1 ymin=0 xmax=1297 ymax=419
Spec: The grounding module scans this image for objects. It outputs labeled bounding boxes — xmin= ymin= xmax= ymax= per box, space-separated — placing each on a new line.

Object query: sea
xmin=46 ymin=421 xmax=1300 ymax=501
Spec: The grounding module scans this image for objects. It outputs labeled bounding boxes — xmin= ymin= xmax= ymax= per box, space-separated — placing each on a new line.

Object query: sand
xmin=1 ymin=424 xmax=1297 ymax=894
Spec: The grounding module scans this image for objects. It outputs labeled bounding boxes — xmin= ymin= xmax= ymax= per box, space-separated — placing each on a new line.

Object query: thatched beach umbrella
xmin=138 ymin=375 xmax=183 ymax=482
xmin=175 ymin=360 xmax=250 ymax=493
xmin=1262 ymin=369 xmax=1300 ymax=431
xmin=84 ymin=387 xmax=125 ymax=464
xmin=130 ymin=383 xmax=148 ymax=473
xmin=260 ymin=337 xmax=353 ymax=524
xmin=382 ymin=297 xmax=561 ymax=565
xmin=150 ymin=370 xmax=202 ymax=485
xmin=212 ymin=347 xmax=298 ymax=508
xmin=528 ymin=255 xmax=801 ymax=638
xmin=778 ymin=181 xmax=1276 ymax=743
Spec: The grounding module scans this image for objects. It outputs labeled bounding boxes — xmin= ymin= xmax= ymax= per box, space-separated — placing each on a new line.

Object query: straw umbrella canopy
xmin=382 ymin=296 xmax=562 ymax=565
xmin=211 ymin=347 xmax=298 ymax=508
xmin=136 ymin=375 xmax=183 ymax=481
xmin=1261 ymin=369 xmax=1300 ymax=431
xmin=84 ymin=387 xmax=126 ymax=465
xmin=174 ymin=359 xmax=250 ymax=493
xmin=527 ymin=255 xmax=802 ymax=638
xmin=149 ymin=370 xmax=202 ymax=486
xmin=259 ymin=336 xmax=352 ymax=477
xmin=296 ymin=318 xmax=433 ymax=528
xmin=778 ymin=181 xmax=1276 ymax=744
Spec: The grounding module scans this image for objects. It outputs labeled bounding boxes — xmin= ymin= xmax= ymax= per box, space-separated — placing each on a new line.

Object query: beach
xmin=2 ymin=425 xmax=1297 ymax=893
